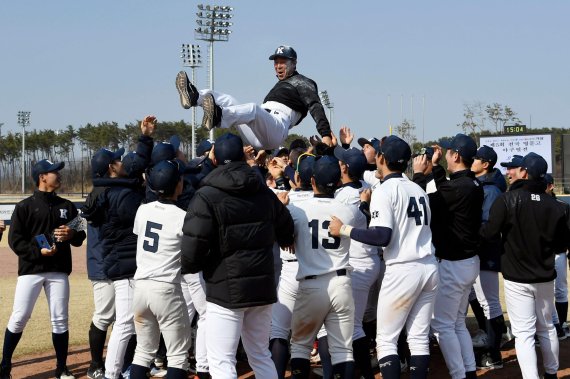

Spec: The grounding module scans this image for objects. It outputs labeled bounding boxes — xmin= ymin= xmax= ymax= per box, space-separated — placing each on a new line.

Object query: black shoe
xmin=555 ymin=323 xmax=567 ymax=341
xmin=176 ymin=71 xmax=199 ymax=109
xmin=0 ymin=365 xmax=11 ymax=379
xmin=86 ymin=366 xmax=104 ymax=379
xmin=55 ymin=366 xmax=75 ymax=379
xmin=476 ymin=352 xmax=503 ymax=370
xmin=201 ymin=94 xmax=222 ymax=130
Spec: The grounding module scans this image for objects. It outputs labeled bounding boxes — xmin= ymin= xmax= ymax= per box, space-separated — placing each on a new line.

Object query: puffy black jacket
xmin=96 ymin=178 xmax=144 ymax=280
xmin=263 ymin=71 xmax=331 ymax=138
xmin=9 ymin=190 xmax=86 ymax=276
xmin=81 ymin=186 xmax=107 ymax=280
xmin=181 ymin=161 xmax=294 ymax=309
xmin=480 ymin=179 xmax=570 ymax=283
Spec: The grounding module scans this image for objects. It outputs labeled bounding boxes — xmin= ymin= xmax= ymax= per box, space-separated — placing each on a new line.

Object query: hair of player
xmin=347 ymin=169 xmax=361 ymax=182
xmin=386 ymin=160 xmax=408 ymax=173
xmin=461 ymin=156 xmax=474 ymax=168
xmin=314 ymin=182 xmax=337 ymax=197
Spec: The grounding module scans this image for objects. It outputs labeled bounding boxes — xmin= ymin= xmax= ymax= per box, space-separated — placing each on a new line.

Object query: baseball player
xmin=129 ymin=160 xmax=190 ymax=379
xmin=287 ymin=155 xmax=358 ymax=379
xmin=176 ymin=45 xmax=333 ymax=150
xmin=0 ymin=160 xmax=86 ymax=379
xmin=480 ymin=152 xmax=567 ymax=379
xmin=330 ymin=136 xmax=438 ymax=379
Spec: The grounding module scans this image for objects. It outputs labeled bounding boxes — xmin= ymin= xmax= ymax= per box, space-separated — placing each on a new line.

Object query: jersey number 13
xmin=308 ymin=219 xmax=341 ymax=250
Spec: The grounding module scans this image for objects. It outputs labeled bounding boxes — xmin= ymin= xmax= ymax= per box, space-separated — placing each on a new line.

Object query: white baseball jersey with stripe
xmin=280 ymin=190 xmax=314 ymax=261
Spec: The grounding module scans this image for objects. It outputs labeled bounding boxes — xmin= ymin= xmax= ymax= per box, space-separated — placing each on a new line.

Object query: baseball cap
xmin=297 ymin=154 xmax=316 ymax=185
xmin=275 ymin=147 xmax=289 ymax=158
xmin=169 ymin=135 xmax=181 ymax=151
xmin=196 ymin=139 xmax=213 ymax=157
xmin=32 ymin=159 xmax=65 ymax=183
xmin=545 ymin=173 xmax=554 ymax=185
xmin=439 ymin=133 xmax=477 ymax=160
xmin=289 ymin=138 xmax=308 ymax=151
xmin=151 ymin=142 xmax=177 ymax=165
xmin=312 ymin=155 xmax=341 ymax=188
xmin=522 ymin=152 xmax=548 ymax=179
xmin=474 ymin=145 xmax=498 ymax=167
xmin=357 ymin=137 xmax=381 ymax=153
xmin=378 ymin=136 xmax=412 ymax=165
xmin=147 ymin=159 xmax=184 ymax=195
xmin=500 ymin=154 xmax=524 ymax=168
xmin=333 ymin=146 xmax=367 ymax=179
xmin=121 ymin=151 xmax=147 ymax=178
xmin=268 ymin=45 xmax=297 ymax=60
xmin=91 ymin=148 xmax=125 ymax=178
xmin=214 ymin=133 xmax=244 ymax=165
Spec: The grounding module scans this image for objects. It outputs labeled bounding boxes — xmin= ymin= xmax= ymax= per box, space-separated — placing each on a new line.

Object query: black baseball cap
xmin=122 ymin=151 xmax=147 ymax=179
xmin=196 ymin=139 xmax=213 ymax=157
xmin=147 ymin=160 xmax=184 ymax=195
xmin=275 ymin=147 xmax=289 ymax=158
xmin=474 ymin=145 xmax=498 ymax=167
xmin=312 ymin=155 xmax=341 ymax=188
xmin=268 ymin=45 xmax=297 ymax=60
xmin=297 ymin=154 xmax=316 ymax=185
xmin=357 ymin=137 xmax=381 ymax=153
xmin=214 ymin=133 xmax=244 ymax=165
xmin=151 ymin=142 xmax=177 ymax=165
xmin=32 ymin=159 xmax=65 ymax=183
xmin=333 ymin=146 xmax=367 ymax=179
xmin=378 ymin=136 xmax=411 ymax=165
xmin=439 ymin=133 xmax=477 ymax=160
xmin=545 ymin=173 xmax=554 ymax=185
xmin=91 ymin=148 xmax=125 ymax=178
xmin=289 ymin=138 xmax=308 ymax=151
xmin=522 ymin=152 xmax=548 ymax=179
xmin=500 ymin=155 xmax=524 ymax=168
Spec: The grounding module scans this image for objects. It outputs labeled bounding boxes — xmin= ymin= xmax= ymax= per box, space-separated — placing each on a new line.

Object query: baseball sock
xmin=52 ymin=331 xmax=69 ymax=370
xmin=486 ymin=316 xmax=504 ymax=362
xmin=318 ymin=336 xmax=333 ymax=379
xmin=290 ymin=357 xmax=310 ymax=379
xmin=555 ymin=301 xmax=568 ymax=325
xmin=378 ymin=354 xmax=400 ymax=378
xmin=129 ymin=364 xmax=148 ymax=378
xmin=352 ymin=337 xmax=374 ymax=379
xmin=332 ymin=360 xmax=354 ymax=379
xmin=88 ymin=322 xmax=107 ymax=369
xmin=409 ymin=355 xmax=429 ymax=379
xmin=166 ymin=367 xmax=188 ymax=379
xmin=465 ymin=370 xmax=477 ymax=378
xmin=362 ymin=320 xmax=377 ymax=346
xmin=269 ymin=338 xmax=289 ymax=379
xmin=1 ymin=329 xmax=22 ymax=369
xmin=544 ymin=373 xmax=557 ymax=379
xmin=122 ymin=334 xmax=137 ymax=373
xmin=469 ymin=298 xmax=486 ymax=331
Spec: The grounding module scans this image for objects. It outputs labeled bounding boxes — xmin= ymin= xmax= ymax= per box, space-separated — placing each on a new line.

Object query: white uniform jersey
xmin=280 ymin=190 xmax=315 ymax=261
xmin=133 ymin=201 xmax=186 ymax=283
xmin=288 ymin=196 xmax=357 ymax=280
xmin=369 ymin=175 xmax=434 ymax=265
xmin=363 ymin=170 xmax=381 ymax=189
xmin=334 ymin=183 xmax=378 ymax=261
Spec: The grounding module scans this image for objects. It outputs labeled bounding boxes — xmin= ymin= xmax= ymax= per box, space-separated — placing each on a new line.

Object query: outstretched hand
xmin=141 ymin=115 xmax=157 ymax=137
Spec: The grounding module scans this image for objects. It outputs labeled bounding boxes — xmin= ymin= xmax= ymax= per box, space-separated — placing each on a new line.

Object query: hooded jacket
xmin=181 ymin=161 xmax=294 ymax=309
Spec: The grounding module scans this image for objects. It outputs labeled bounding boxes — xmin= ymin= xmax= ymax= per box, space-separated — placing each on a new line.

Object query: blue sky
xmin=1 ymin=0 xmax=568 ymax=143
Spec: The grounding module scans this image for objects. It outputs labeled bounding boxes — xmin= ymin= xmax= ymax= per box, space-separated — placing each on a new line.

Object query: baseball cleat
xmin=86 ymin=367 xmax=104 ymax=379
xmin=500 ymin=326 xmax=514 ymax=347
xmin=562 ymin=322 xmax=570 ymax=337
xmin=476 ymin=353 xmax=503 ymax=370
xmin=201 ymin=93 xmax=222 ymax=130
xmin=55 ymin=366 xmax=76 ymax=379
xmin=555 ymin=323 xmax=567 ymax=341
xmin=176 ymin=71 xmax=199 ymax=109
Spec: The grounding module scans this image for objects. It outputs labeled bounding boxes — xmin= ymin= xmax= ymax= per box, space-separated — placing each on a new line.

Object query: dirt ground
xmin=0 ymin=244 xmax=568 ymax=378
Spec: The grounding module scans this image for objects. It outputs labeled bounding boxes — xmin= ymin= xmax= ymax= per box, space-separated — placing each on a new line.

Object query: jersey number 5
xmin=308 ymin=219 xmax=341 ymax=250
xmin=407 ymin=197 xmax=428 ymax=226
xmin=143 ymin=221 xmax=163 ymax=253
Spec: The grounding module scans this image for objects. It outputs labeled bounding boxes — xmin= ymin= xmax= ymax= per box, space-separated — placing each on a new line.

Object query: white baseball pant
xmin=552 ymin=253 xmax=569 ymax=324
xmin=473 ymin=270 xmax=503 ymax=319
xmin=290 ymin=272 xmax=354 ymax=365
xmin=270 ymin=261 xmax=299 ymax=340
xmin=132 ymin=280 xmax=191 ymax=370
xmin=377 ymin=255 xmax=439 ymax=359
xmin=504 ymin=279 xmax=558 ymax=378
xmin=105 ymin=278 xmax=135 ymax=379
xmin=181 ymin=273 xmax=208 ymax=373
xmin=206 ymin=302 xmax=277 ymax=379
xmin=198 ymin=90 xmax=301 ymax=150
xmin=431 ymin=256 xmax=479 ymax=379
xmin=7 ymin=273 xmax=69 ymax=334
xmin=91 ymin=279 xmax=116 ymax=331
xmin=350 ymin=256 xmax=381 ymax=340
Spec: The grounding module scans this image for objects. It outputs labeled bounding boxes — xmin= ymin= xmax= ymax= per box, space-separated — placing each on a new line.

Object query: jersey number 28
xmin=308 ymin=219 xmax=341 ymax=250
xmin=143 ymin=221 xmax=163 ymax=253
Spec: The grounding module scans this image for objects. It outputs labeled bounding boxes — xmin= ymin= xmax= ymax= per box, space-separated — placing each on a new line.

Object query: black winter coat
xmin=181 ymin=161 xmax=294 ymax=309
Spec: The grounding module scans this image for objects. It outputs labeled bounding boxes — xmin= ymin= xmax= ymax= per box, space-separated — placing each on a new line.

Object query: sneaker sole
xmin=202 ymin=94 xmax=215 ymax=130
xmin=176 ymin=71 xmax=192 ymax=109
xmin=476 ymin=364 xmax=503 ymax=370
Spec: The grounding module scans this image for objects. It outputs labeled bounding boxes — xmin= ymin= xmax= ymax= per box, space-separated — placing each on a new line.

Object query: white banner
xmin=479 ymin=134 xmax=552 ymax=175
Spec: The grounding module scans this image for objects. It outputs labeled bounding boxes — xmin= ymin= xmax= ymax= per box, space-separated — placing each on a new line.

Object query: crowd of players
xmin=0 ymin=117 xmax=567 ymax=379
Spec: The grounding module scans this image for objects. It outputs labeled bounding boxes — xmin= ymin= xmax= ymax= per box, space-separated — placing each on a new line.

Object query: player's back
xmin=288 ymin=196 xmax=357 ymax=280
xmin=133 ymin=201 xmax=186 ymax=283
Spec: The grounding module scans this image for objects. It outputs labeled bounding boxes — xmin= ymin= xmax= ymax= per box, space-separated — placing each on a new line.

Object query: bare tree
xmin=396 ymin=119 xmax=417 ymax=147
xmin=485 ymin=103 xmax=521 ymax=133
xmin=458 ymin=101 xmax=487 ymax=134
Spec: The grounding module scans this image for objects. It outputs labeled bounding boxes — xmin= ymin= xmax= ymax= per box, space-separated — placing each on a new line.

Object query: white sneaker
xmin=310 ymin=352 xmax=321 ymax=364
xmin=562 ymin=322 xmax=570 ymax=337
xmin=501 ymin=326 xmax=514 ymax=347
xmin=312 ymin=367 xmax=324 ymax=377
xmin=471 ymin=329 xmax=488 ymax=348
xmin=149 ymin=367 xmax=167 ymax=378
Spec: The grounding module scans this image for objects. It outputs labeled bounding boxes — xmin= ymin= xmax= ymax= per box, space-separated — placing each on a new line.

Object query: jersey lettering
xmin=407 ymin=197 xmax=428 ymax=226
xmin=308 ymin=219 xmax=341 ymax=250
xmin=143 ymin=221 xmax=163 ymax=253
xmin=531 ymin=194 xmax=541 ymax=201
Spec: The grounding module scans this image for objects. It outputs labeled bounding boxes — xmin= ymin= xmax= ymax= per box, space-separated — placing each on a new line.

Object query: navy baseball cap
xmin=148 ymin=160 xmax=184 ymax=195
xmin=91 ymin=148 xmax=125 ymax=178
xmin=214 ymin=133 xmax=244 ymax=165
xmin=196 ymin=139 xmax=213 ymax=157
xmin=378 ymin=136 xmax=412 ymax=164
xmin=545 ymin=173 xmax=554 ymax=185
xmin=312 ymin=155 xmax=341 ymax=188
xmin=275 ymin=147 xmax=289 ymax=158
xmin=151 ymin=142 xmax=177 ymax=165
xmin=474 ymin=145 xmax=498 ymax=167
xmin=289 ymin=138 xmax=308 ymax=151
xmin=122 ymin=151 xmax=147 ymax=178
xmin=522 ymin=152 xmax=548 ymax=179
xmin=439 ymin=133 xmax=477 ymax=160
xmin=169 ymin=135 xmax=181 ymax=151
xmin=500 ymin=155 xmax=524 ymax=168
xmin=297 ymin=154 xmax=316 ymax=185
xmin=333 ymin=146 xmax=367 ymax=178
xmin=32 ymin=159 xmax=65 ymax=183
xmin=358 ymin=137 xmax=381 ymax=153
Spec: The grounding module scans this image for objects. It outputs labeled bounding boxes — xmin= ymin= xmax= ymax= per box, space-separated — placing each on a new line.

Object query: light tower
xmin=17 ymin=111 xmax=31 ymax=194
xmin=181 ymin=43 xmax=202 ymax=158
xmin=319 ymin=90 xmax=334 ymax=128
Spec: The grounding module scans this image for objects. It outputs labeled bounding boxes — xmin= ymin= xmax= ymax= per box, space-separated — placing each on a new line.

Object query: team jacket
xmin=181 ymin=161 xmax=295 ymax=309
xmin=413 ymin=166 xmax=483 ymax=261
xmin=263 ymin=71 xmax=332 ymax=138
xmin=9 ymin=190 xmax=86 ymax=276
xmin=480 ymin=179 xmax=570 ymax=283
